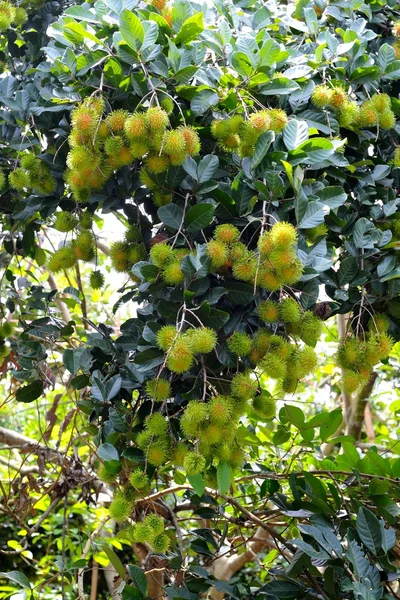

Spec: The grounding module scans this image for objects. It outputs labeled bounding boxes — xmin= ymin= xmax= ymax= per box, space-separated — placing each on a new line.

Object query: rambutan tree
xmin=1 ymin=0 xmax=400 ymax=598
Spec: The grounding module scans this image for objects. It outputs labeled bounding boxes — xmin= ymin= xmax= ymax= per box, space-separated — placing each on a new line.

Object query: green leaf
xmin=350 ymin=66 xmax=380 ymax=84
xmin=251 ymin=131 xmax=274 ymax=168
xmin=64 ymin=21 xmax=106 ymax=46
xmin=157 ymin=204 xmax=184 ymax=231
xmin=382 ymin=60 xmax=400 ymax=81
xmin=127 ymin=565 xmax=148 ymax=596
xmin=295 ymin=137 xmax=334 ymax=164
xmin=217 ymin=461 xmax=231 ymax=494
xmin=197 ymin=155 xmax=219 ymax=184
xmin=283 ymin=120 xmax=309 ymax=150
xmin=261 ymin=77 xmax=301 ymax=95
xmin=185 ymin=204 xmax=215 ymax=233
xmin=191 ymin=89 xmax=219 ymax=116
xmin=298 ymin=201 xmax=325 ymax=229
xmin=97 ymin=443 xmax=119 ymax=462
xmin=99 ymin=546 xmax=126 ymax=579
xmin=377 ymin=43 xmax=396 ymax=71
xmin=0 ymin=571 xmax=32 ymax=589
xmin=315 ymin=186 xmax=347 ymax=210
xmin=320 ymin=409 xmax=342 ymax=442
xmin=188 ymin=473 xmax=205 ymax=496
xmin=16 ymin=380 xmax=43 ymax=403
xmin=119 ymin=9 xmax=144 ymax=52
xmin=356 ymin=507 xmax=382 ymax=554
xmin=175 ymin=13 xmax=204 ymax=45
xmin=284 ymin=405 xmax=305 ymax=429
xmin=337 ymin=257 xmax=358 ymax=285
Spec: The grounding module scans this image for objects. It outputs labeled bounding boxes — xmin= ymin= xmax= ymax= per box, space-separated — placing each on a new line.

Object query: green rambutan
xmin=357 ymin=102 xmax=378 ymax=128
xmin=144 ymin=514 xmax=164 ymax=535
xmin=48 ymin=246 xmax=77 ymax=272
xmin=156 ymin=325 xmax=177 ymax=350
xmin=167 ymin=337 xmax=194 ymax=373
xmin=258 ymin=231 xmax=274 ymax=257
xmin=146 ymin=154 xmax=169 ymax=174
xmin=282 ymin=376 xmax=298 ymax=394
xmin=336 ymin=338 xmax=361 ymax=370
xmin=216 ymin=442 xmax=232 ymax=462
xmin=72 ymin=231 xmax=95 ymax=262
xmin=226 ymin=115 xmax=244 ymax=134
xmin=227 ymin=331 xmax=252 ymax=356
xmin=183 ymin=451 xmax=206 ymax=476
xmin=394 ymin=147 xmax=400 ymax=167
xmin=109 ymin=494 xmax=133 ymax=521
xmin=187 ymin=327 xmax=217 ymax=354
xmin=129 ymin=469 xmax=149 ymax=490
xmin=9 ymin=168 xmax=30 ymax=191
xmin=338 ymin=101 xmax=360 ymax=128
xmin=172 ymin=442 xmax=188 ymax=466
xmin=150 ymin=243 xmax=173 ymax=267
xmin=208 ymin=396 xmax=233 ymax=424
xmin=105 ymin=110 xmax=129 ymax=133
xmin=128 ymin=243 xmax=145 ymax=266
xmin=104 ymin=135 xmax=124 ymax=155
xmin=79 ymin=211 xmax=93 ymax=229
xmin=90 ymin=270 xmax=105 ymax=289
xmin=214 ymin=224 xmax=240 ymax=244
xmin=180 ymin=401 xmax=208 ymax=438
xmin=152 ymin=533 xmax=170 ymax=553
xmin=207 ymin=239 xmax=229 ymax=270
xmin=261 ymin=354 xmax=287 ymax=380
xmin=369 ymin=332 xmax=394 ymax=360
xmin=110 ymin=241 xmax=130 ymax=272
xmin=145 ymin=412 xmax=168 ymax=436
xmin=221 ymin=134 xmax=241 ymax=151
xmin=371 ymin=93 xmax=391 ymax=113
xmin=230 ymin=372 xmax=258 ymax=401
xmin=130 ymin=141 xmax=150 ymax=158
xmin=200 ymin=423 xmax=223 ymax=445
xmin=240 ymin=121 xmax=261 ymax=145
xmin=146 ymin=107 xmax=169 ymax=132
xmin=160 ymin=96 xmax=174 ymax=114
xmin=163 ymin=129 xmax=185 ymax=155
xmin=145 ymin=378 xmax=171 ymax=402
xmin=53 ymin=211 xmax=77 ymax=232
xmin=0 ymin=321 xmax=13 ymax=338
xmin=341 ymin=370 xmax=362 ymax=395
xmin=268 ymin=109 xmax=288 ymax=133
xmin=258 ymin=300 xmax=279 ymax=323
xmin=147 ymin=443 xmax=168 ymax=466
xmin=238 ymin=143 xmax=255 ymax=158
xmin=368 ymin=313 xmax=389 ymax=334
xmin=311 ymin=84 xmax=334 ymax=108
xmin=252 ymin=394 xmax=276 ymax=419
xmin=153 ymin=192 xmax=172 ymax=207
xmin=259 ymin=269 xmax=282 ymax=292
xmin=249 ymin=111 xmax=271 ymax=132
xmin=270 ymin=221 xmax=297 ymax=249
xmin=132 ymin=522 xmax=154 ymax=543
xmin=163 ymin=261 xmax=184 ymax=285
xmin=278 ymin=259 xmax=304 ymax=285
xmin=211 ymin=119 xmax=230 ymax=140
xmin=180 ymin=126 xmax=200 ymax=156
xmin=378 ymin=110 xmax=396 ymax=130
xmin=279 ymin=297 xmax=301 ymax=323
xmin=124 ymin=113 xmax=148 ymax=140
xmin=330 ymin=88 xmax=348 ymax=110
xmin=298 ymin=346 xmax=317 ymax=377
xmin=229 ymin=242 xmax=248 ymax=263
xmin=299 ymin=312 xmax=323 ymax=346
xmin=232 ymin=253 xmax=257 ymax=283
xmin=98 ymin=465 xmax=117 ymax=484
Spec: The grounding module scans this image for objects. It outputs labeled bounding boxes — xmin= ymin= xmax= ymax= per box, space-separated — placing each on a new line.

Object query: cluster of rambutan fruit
xmin=0 ymin=1 xmax=27 ymax=31
xmin=211 ymin=109 xmax=288 ymax=157
xmin=311 ymin=87 xmax=396 ymax=130
xmin=5 ymin=153 xmax=56 ymax=196
xmin=65 ymin=97 xmax=200 ymax=204
xmin=207 ymin=222 xmax=304 ymax=290
xmin=337 ymin=315 xmax=394 ymax=394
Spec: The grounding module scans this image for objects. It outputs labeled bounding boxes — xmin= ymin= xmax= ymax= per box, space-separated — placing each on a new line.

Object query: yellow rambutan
xmin=208 ymin=396 xmax=233 ymax=424
xmin=146 ymin=107 xmax=169 ymax=132
xmin=105 ymin=109 xmax=129 ymax=133
xmin=279 ymin=297 xmax=301 ymax=323
xmin=187 ymin=327 xmax=217 ymax=354
xmin=214 ymin=224 xmax=240 ymax=244
xmin=268 ymin=109 xmax=288 ymax=132
xmin=232 ymin=254 xmax=257 ymax=282
xmin=124 ymin=113 xmax=148 ymax=140
xmin=258 ymin=231 xmax=274 ymax=256
xmin=207 ymin=239 xmax=229 ymax=270
xmin=156 ymin=326 xmax=177 ymax=350
xmin=311 ymin=84 xmax=334 ymax=108
xmin=269 ymin=248 xmax=297 ymax=270
xmin=146 ymin=154 xmax=169 ymax=174
xmin=130 ymin=141 xmax=150 ymax=158
xmin=378 ymin=110 xmax=396 ymax=130
xmin=167 ymin=337 xmax=194 ymax=373
xmin=110 ymin=241 xmax=131 ymax=272
xmin=145 ymin=378 xmax=171 ymax=402
xmin=258 ymin=300 xmax=279 ymax=323
xmin=163 ymin=261 xmax=184 ymax=285
xmin=259 ymin=269 xmax=281 ymax=292
xmin=249 ymin=110 xmax=271 ymax=132
xmin=179 ymin=126 xmax=200 ymax=155
xmin=71 ymin=105 xmax=98 ymax=133
xmin=278 ymin=259 xmax=304 ymax=285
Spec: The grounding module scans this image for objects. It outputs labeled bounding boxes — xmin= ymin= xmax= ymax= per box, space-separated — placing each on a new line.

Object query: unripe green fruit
xmin=270 ymin=221 xmax=297 ymax=249
xmin=258 ymin=231 xmax=274 ymax=256
xmin=211 ymin=120 xmax=230 ymax=139
xmin=136 ymin=430 xmax=153 ymax=450
xmin=104 ymin=135 xmax=124 ymax=155
xmin=232 ymin=253 xmax=257 ymax=283
xmin=152 ymin=533 xmax=170 ymax=553
xmin=172 ymin=442 xmax=189 ymax=466
xmin=311 ymin=85 xmax=334 ymax=108
xmin=54 ymin=211 xmax=77 ymax=232
xmin=394 ymin=147 xmax=400 ymax=168
xmin=147 ymin=443 xmax=168 ymax=466
xmin=249 ymin=111 xmax=271 ymax=132
xmin=336 ymin=338 xmax=361 ymax=370
xmin=227 ymin=331 xmax=252 ymax=356
xmin=261 ymin=354 xmax=287 ymax=380
xmin=187 ymin=327 xmax=217 ymax=354
xmin=184 ymin=451 xmax=206 ymax=476
xmin=230 ymin=242 xmax=248 ymax=263
xmin=145 ymin=378 xmax=171 ymax=402
xmin=146 ymin=154 xmax=169 ymax=174
xmin=368 ymin=332 xmax=394 ymax=360
xmin=145 ymin=412 xmax=168 ymax=436
xmin=214 ymin=224 xmax=240 ymax=244
xmin=90 ymin=270 xmax=105 ymax=290
xmin=129 ymin=470 xmax=149 ymax=490
xmin=72 ymin=231 xmax=95 ymax=262
xmin=98 ymin=465 xmax=117 ymax=484
xmin=209 ymin=396 xmax=233 ymax=424
xmin=378 ymin=110 xmax=396 ymax=130
xmin=48 ymin=246 xmax=77 ymax=272
xmin=252 ymin=394 xmax=276 ymax=419
xmin=163 ymin=261 xmax=184 ymax=285
xmin=146 ymin=107 xmax=169 ymax=132
xmin=341 ymin=370 xmax=362 ymax=395
xmin=216 ymin=442 xmax=232 ymax=462
xmin=105 ymin=109 xmax=129 ymax=133
xmin=230 ymin=372 xmax=258 ymax=401
xmin=299 ymin=312 xmax=323 ymax=347
xmin=338 ymin=101 xmax=360 ymax=128
xmin=167 ymin=337 xmax=194 ymax=373
xmin=207 ymin=240 xmax=229 ymax=270
xmin=371 ymin=93 xmax=391 ymax=113
xmin=368 ymin=313 xmax=389 ymax=334
xmin=269 ymin=248 xmax=297 ymax=270
xmin=298 ymin=346 xmax=318 ymax=377
xmin=110 ymin=241 xmax=130 ymax=272
xmin=144 ymin=514 xmax=164 ymax=535
xmin=258 ymin=300 xmax=279 ymax=323
xmin=259 ymin=269 xmax=282 ymax=292
xmin=153 ymin=192 xmax=172 ymax=207
xmin=268 ymin=108 xmax=288 ymax=133
xmin=278 ymin=259 xmax=304 ymax=285
xmin=9 ymin=168 xmax=30 ymax=191
xmin=221 ymin=133 xmax=240 ymax=151
xmin=180 ymin=401 xmax=208 ymax=437
xmin=109 ymin=495 xmax=133 ymax=521
xmin=200 ymin=423 xmax=224 ymax=445
xmin=160 ymin=97 xmax=174 ymax=114
xmin=180 ymin=126 xmax=201 ymax=156
xmin=124 ymin=113 xmax=147 ymax=140
xmin=132 ymin=522 xmax=154 ymax=543
xmin=282 ymin=376 xmax=298 ymax=394
xmin=163 ymin=130 xmax=185 ymax=156
xmin=156 ymin=326 xmax=177 ymax=351
xmin=279 ymin=297 xmax=301 ymax=323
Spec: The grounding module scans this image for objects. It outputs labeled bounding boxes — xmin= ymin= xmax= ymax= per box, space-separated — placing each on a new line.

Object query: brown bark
xmin=347 ymin=372 xmax=377 ymax=440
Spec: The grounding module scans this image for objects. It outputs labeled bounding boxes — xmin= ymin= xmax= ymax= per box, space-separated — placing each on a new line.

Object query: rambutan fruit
xmin=211 ymin=119 xmax=230 ymax=140
xmin=160 ymin=96 xmax=174 ymax=114
xmin=282 ymin=376 xmax=298 ymax=394
xmin=153 ymin=192 xmax=172 ymax=207
xmin=268 ymin=109 xmax=288 ymax=133
xmin=146 ymin=154 xmax=169 ymax=174
xmin=311 ymin=84 xmax=334 ymax=108
xmin=253 ymin=329 xmax=272 ymax=355
xmin=53 ymin=211 xmax=77 ymax=232
xmin=270 ymin=221 xmax=297 ymax=249
xmin=261 ymin=354 xmax=287 ymax=380
xmin=124 ymin=113 xmax=148 ymax=141
xmin=208 ymin=396 xmax=233 ymax=424
xmin=72 ymin=231 xmax=95 ymax=262
xmin=299 ymin=311 xmax=323 ymax=346
xmin=147 ymin=443 xmax=168 ymax=466
xmin=232 ymin=253 xmax=257 ymax=283
xmin=298 ymin=346 xmax=317 ymax=377
xmin=394 ymin=147 xmax=400 ymax=167
xmin=144 ymin=514 xmax=164 ymax=535
xmin=252 ymin=394 xmax=276 ymax=419
xmin=179 ymin=126 xmax=200 ymax=155
xmin=183 ymin=451 xmax=206 ymax=476
xmin=129 ymin=469 xmax=149 ymax=491
xmin=104 ymin=135 xmax=124 ymax=156
xmin=258 ymin=300 xmax=279 ymax=323
xmin=330 ymin=88 xmax=348 ymax=110
xmin=163 ymin=261 xmax=184 ymax=285
xmin=124 ymin=225 xmax=141 ymax=244
xmin=371 ymin=94 xmax=391 ymax=113
xmin=378 ymin=110 xmax=396 ymax=130
xmin=259 ymin=269 xmax=282 ymax=292
xmin=146 ymin=107 xmax=169 ymax=132
xmin=258 ymin=231 xmax=274 ymax=257
xmin=71 ymin=105 xmax=98 ymax=133
xmin=200 ymin=423 xmax=223 ymax=445
xmin=187 ymin=327 xmax=217 ymax=354
xmin=0 ymin=13 xmax=10 ymax=31
xmin=214 ymin=224 xmax=240 ymax=244
xmin=109 ymin=494 xmax=133 ymax=521
xmin=207 ymin=239 xmax=229 ymax=270
xmin=368 ymin=313 xmax=390 ymax=334
xmin=216 ymin=442 xmax=232 ymax=462
xmin=227 ymin=331 xmax=252 ymax=356
xmin=145 ymin=412 xmax=168 ymax=436
xmin=163 ymin=129 xmax=185 ymax=154
xmin=239 ymin=143 xmax=255 ymax=158
xmin=20 ymin=153 xmax=39 ymax=171
xmin=369 ymin=332 xmax=394 ymax=360
xmin=152 ymin=533 xmax=170 ymax=553
xmin=357 ymin=102 xmax=378 ymax=128
xmin=336 ymin=338 xmax=361 ymax=370
xmin=249 ymin=111 xmax=271 ymax=132
xmin=150 ymin=243 xmax=173 ymax=267
xmin=229 ymin=242 xmax=248 ymax=263
xmin=240 ymin=121 xmax=261 ymax=146
xmin=269 ymin=248 xmax=297 ymax=271
xmin=9 ymin=168 xmax=30 ymax=191
xmin=221 ymin=134 xmax=241 ymax=151
xmin=130 ymin=141 xmax=150 ymax=159
xmin=156 ymin=325 xmax=177 ymax=350
xmin=128 ymin=243 xmax=145 ymax=265
xmin=337 ymin=101 xmax=359 ymax=128
xmin=48 ymin=246 xmax=77 ymax=272
xmin=180 ymin=401 xmax=208 ymax=438
xmin=136 ymin=430 xmax=153 ymax=450
xmin=105 ymin=109 xmax=129 ymax=133
xmin=132 ymin=522 xmax=153 ymax=543
xmin=85 ymin=96 xmax=105 ymax=116
xmin=90 ymin=270 xmax=105 ymax=289
xmin=341 ymin=369 xmax=362 ymax=395
xmin=279 ymin=297 xmax=301 ymax=323
xmin=96 ymin=121 xmax=109 ymax=140
xmin=172 ymin=442 xmax=188 ymax=466
xmin=278 ymin=259 xmax=304 ymax=285
xmin=98 ymin=465 xmax=117 ymax=484
xmin=226 ymin=115 xmax=244 ymax=134
xmin=0 ymin=169 xmax=6 ymax=191
xmin=110 ymin=241 xmax=130 ymax=272
xmin=145 ymin=377 xmax=171 ymax=402
xmin=167 ymin=337 xmax=194 ymax=373
xmin=230 ymin=372 xmax=258 ymax=401
xmin=392 ymin=20 xmax=400 ymax=37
